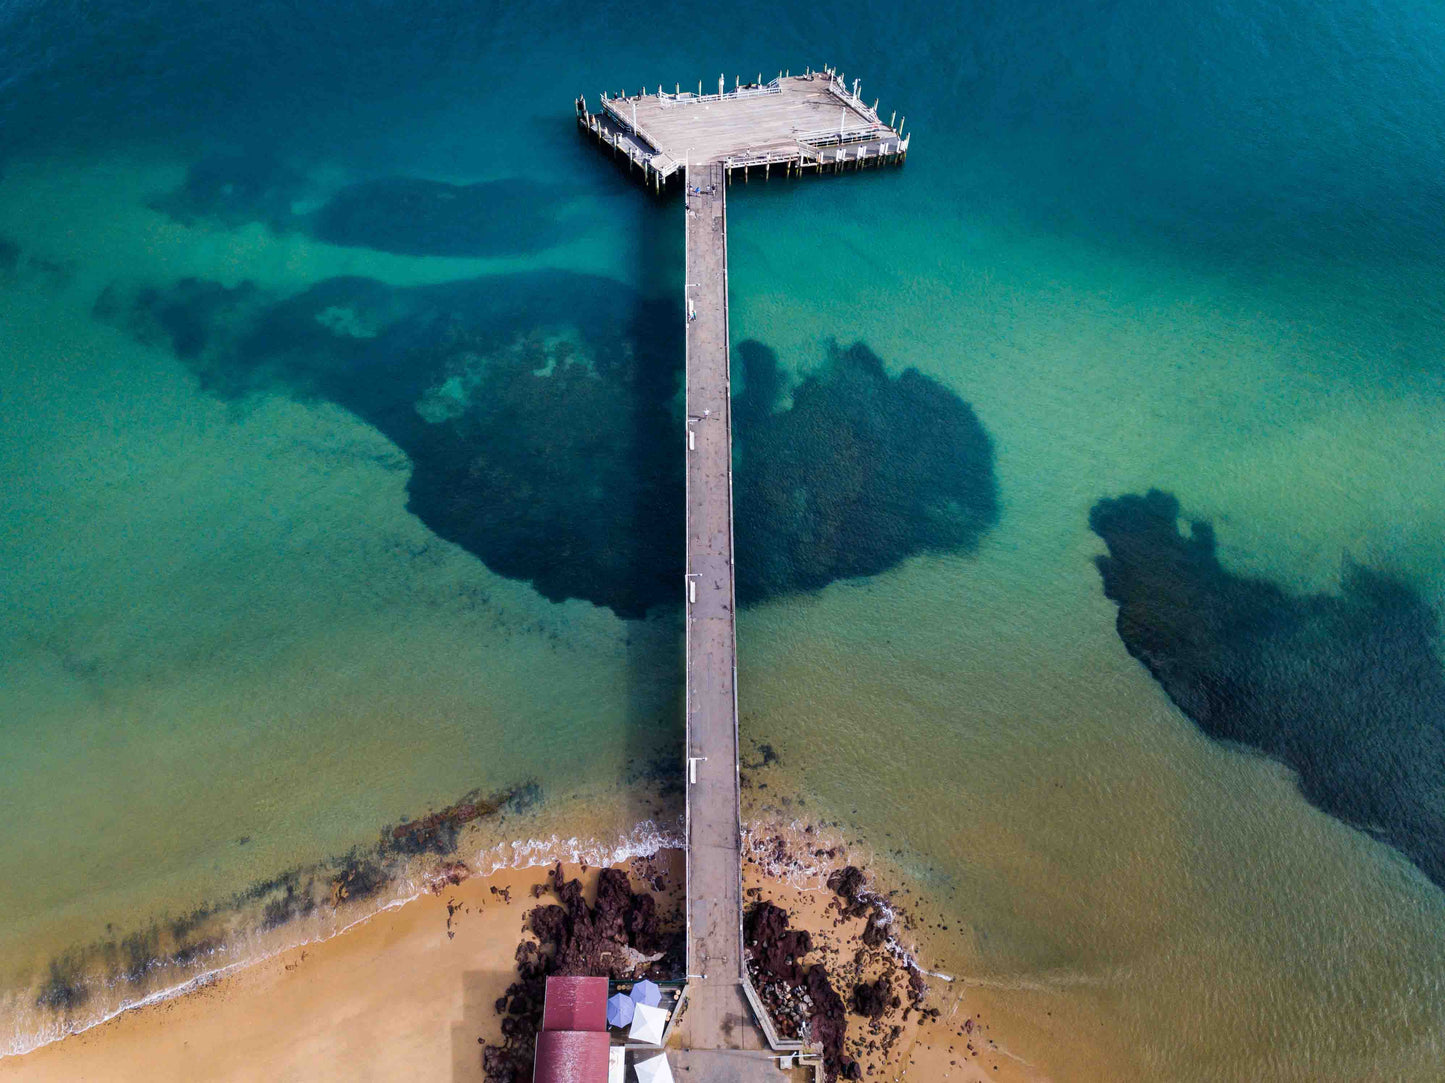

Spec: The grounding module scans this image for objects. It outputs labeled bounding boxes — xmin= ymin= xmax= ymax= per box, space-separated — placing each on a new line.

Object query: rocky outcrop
xmin=482 ymin=864 xmax=676 ymax=1083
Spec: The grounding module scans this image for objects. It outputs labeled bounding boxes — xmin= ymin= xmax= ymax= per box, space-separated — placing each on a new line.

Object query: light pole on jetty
xmin=576 ymin=67 xmax=909 ymax=1079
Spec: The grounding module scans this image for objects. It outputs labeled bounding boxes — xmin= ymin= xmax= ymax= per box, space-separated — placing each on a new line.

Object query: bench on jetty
xmin=577 ymin=66 xmax=908 ymax=1081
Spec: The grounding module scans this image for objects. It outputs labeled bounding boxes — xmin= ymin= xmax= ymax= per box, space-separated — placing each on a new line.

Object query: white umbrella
xmin=628 ymin=1002 xmax=668 ymax=1046
xmin=633 ymin=1051 xmax=674 ymax=1083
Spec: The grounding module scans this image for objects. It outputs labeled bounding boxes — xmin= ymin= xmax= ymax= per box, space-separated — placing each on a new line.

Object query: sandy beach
xmin=0 ymin=858 xmax=567 ymax=1083
xmin=0 ymin=834 xmax=1035 ymax=1083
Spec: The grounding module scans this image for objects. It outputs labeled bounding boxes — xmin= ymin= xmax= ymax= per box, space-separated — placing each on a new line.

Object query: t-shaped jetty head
xmin=576 ymin=68 xmax=909 ymax=192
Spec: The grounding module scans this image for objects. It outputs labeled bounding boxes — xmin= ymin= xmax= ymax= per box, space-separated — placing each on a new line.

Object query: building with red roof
xmin=533 ymin=976 xmax=611 ymax=1083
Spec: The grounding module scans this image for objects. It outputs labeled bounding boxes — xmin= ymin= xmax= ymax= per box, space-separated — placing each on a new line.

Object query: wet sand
xmin=1 ymin=838 xmax=1032 ymax=1082
xmin=0 ymin=859 xmax=565 ymax=1083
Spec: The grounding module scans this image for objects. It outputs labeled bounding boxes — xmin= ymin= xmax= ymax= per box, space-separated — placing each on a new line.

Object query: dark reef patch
xmin=35 ymin=954 xmax=89 ymax=1012
xmin=1090 ymin=489 xmax=1445 ymax=889
xmin=112 ymin=273 xmax=997 ymax=616
xmin=31 ymin=783 xmax=533 ymax=1012
xmin=152 ymin=157 xmax=573 ymax=259
xmin=307 ymin=176 xmax=568 ymax=257
xmin=733 ymin=339 xmax=998 ymax=603
xmin=119 ymin=268 xmax=684 ymax=617
xmin=150 ymin=153 xmax=306 ymax=230
xmin=0 ymin=238 xmax=74 ymax=291
xmin=103 ymin=277 xmax=266 ymax=359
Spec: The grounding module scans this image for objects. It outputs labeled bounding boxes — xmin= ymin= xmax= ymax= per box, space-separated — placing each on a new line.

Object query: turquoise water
xmin=4 ymin=0 xmax=1445 ymax=1076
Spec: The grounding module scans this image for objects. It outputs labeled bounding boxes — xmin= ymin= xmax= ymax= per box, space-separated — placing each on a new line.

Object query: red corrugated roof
xmin=541 ymin=976 xmax=608 ymax=1033
xmin=532 ymin=1028 xmax=610 ymax=1083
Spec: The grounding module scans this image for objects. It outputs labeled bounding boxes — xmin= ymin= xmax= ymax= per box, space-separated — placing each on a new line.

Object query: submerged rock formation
xmin=150 ymin=153 xmax=305 ymax=231
xmin=115 ymin=269 xmax=684 ymax=617
xmin=153 ymin=156 xmax=571 ymax=258
xmin=307 ymin=176 xmax=568 ymax=257
xmin=733 ymin=339 xmax=999 ymax=604
xmin=1090 ymin=489 xmax=1445 ymax=889
xmin=113 ymin=272 xmax=1000 ymax=619
xmin=30 ymin=783 xmax=530 ymax=1015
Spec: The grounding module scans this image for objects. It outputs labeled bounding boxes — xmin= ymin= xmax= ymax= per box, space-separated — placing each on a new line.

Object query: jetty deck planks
xmin=577 ymin=68 xmax=909 ymax=189
xmin=681 ymin=160 xmax=755 ymax=1053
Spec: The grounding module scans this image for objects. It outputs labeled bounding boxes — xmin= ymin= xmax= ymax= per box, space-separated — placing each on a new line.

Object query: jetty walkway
xmin=680 ymin=159 xmax=754 ymax=1050
xmin=578 ymin=67 xmax=907 ymax=1078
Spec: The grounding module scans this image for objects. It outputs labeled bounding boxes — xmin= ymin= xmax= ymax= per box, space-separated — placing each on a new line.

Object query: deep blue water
xmin=5 ymin=0 xmax=1445 ymax=268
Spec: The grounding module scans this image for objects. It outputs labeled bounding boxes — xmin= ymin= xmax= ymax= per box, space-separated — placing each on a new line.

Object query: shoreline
xmin=0 ymin=786 xmax=683 ymax=1062
xmin=1 ymin=813 xmax=1035 ymax=1083
xmin=0 ymin=859 xmax=604 ymax=1082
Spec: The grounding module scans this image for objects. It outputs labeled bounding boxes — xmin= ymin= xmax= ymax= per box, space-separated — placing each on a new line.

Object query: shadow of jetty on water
xmin=1090 ymin=489 xmax=1445 ymax=891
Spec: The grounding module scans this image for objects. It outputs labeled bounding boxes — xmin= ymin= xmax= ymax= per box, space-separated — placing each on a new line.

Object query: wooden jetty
xmin=577 ymin=66 xmax=909 ymax=1079
xmin=576 ymin=67 xmax=909 ymax=191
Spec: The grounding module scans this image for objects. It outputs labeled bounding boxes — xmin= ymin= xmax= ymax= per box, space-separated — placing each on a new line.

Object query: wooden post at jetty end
xmin=576 ymin=67 xmax=910 ymax=1079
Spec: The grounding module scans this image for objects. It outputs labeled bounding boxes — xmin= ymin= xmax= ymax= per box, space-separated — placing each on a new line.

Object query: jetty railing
xmin=720 ymin=134 xmax=908 ymax=175
xmin=825 ymin=76 xmax=876 ymax=118
xmin=794 ymin=122 xmax=893 ymax=147
xmin=658 ymin=76 xmax=784 ymax=106
xmin=599 ymin=95 xmax=667 ymax=155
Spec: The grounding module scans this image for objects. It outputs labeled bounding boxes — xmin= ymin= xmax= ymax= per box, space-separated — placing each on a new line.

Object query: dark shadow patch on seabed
xmin=108 ymin=267 xmax=686 ymax=617
xmin=110 ymin=271 xmax=1000 ymax=618
xmin=1090 ymin=488 xmax=1445 ymax=890
xmin=150 ymin=154 xmax=577 ymax=258
xmin=0 ymin=233 xmax=76 ymax=292
xmin=732 ymin=338 xmax=999 ymax=604
xmin=0 ymin=234 xmax=20 ymax=273
xmin=307 ymin=176 xmax=571 ymax=257
xmin=149 ymin=152 xmax=307 ymax=231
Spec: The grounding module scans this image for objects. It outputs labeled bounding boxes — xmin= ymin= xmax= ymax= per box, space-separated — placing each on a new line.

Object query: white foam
xmin=2 ymin=819 xmax=679 ymax=1061
xmin=740 ymin=818 xmax=945 ymax=989
xmin=472 ymin=818 xmax=683 ymax=876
